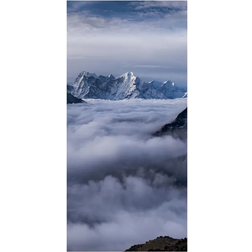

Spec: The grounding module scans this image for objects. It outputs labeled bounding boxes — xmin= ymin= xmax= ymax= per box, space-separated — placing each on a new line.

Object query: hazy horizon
xmin=67 ymin=1 xmax=187 ymax=87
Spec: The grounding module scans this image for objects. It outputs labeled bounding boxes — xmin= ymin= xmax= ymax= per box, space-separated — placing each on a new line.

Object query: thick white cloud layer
xmin=67 ymin=99 xmax=187 ymax=250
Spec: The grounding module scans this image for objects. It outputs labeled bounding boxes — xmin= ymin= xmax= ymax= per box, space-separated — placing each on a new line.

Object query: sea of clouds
xmin=67 ymin=98 xmax=187 ymax=250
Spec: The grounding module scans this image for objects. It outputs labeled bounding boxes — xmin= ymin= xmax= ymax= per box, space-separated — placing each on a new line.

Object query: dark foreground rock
xmin=153 ymin=108 xmax=187 ymax=140
xmin=67 ymin=93 xmax=86 ymax=104
xmin=126 ymin=236 xmax=187 ymax=251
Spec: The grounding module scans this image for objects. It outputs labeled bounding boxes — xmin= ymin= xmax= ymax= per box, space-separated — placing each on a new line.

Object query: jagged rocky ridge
xmin=125 ymin=236 xmax=187 ymax=251
xmin=67 ymin=93 xmax=86 ymax=104
xmin=153 ymin=108 xmax=187 ymax=141
xmin=68 ymin=71 xmax=187 ymax=100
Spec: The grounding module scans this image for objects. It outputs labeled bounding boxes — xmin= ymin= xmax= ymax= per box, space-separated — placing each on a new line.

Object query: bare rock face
xmin=69 ymin=71 xmax=187 ymax=100
xmin=67 ymin=93 xmax=86 ymax=104
xmin=125 ymin=236 xmax=187 ymax=251
xmin=153 ymin=108 xmax=187 ymax=141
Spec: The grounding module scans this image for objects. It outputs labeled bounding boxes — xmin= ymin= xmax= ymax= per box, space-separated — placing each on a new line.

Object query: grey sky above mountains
xmin=67 ymin=1 xmax=187 ymax=87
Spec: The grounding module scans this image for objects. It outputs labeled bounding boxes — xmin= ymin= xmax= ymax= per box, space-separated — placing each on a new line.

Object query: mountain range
xmin=67 ymin=71 xmax=187 ymax=100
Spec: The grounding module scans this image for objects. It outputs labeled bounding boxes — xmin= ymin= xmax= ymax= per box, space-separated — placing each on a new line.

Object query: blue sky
xmin=67 ymin=1 xmax=187 ymax=87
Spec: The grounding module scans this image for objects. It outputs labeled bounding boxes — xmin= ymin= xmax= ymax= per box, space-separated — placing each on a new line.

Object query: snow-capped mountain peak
xmin=81 ymin=71 xmax=97 ymax=78
xmin=69 ymin=71 xmax=187 ymax=100
xmin=108 ymin=74 xmax=115 ymax=79
xmin=163 ymin=80 xmax=172 ymax=85
xmin=119 ymin=72 xmax=136 ymax=80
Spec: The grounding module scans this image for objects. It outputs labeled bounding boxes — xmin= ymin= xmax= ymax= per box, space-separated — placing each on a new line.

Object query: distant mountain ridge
xmin=68 ymin=71 xmax=187 ymax=100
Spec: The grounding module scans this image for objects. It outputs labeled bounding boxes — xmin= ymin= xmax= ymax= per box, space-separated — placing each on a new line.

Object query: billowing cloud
xmin=67 ymin=99 xmax=187 ymax=250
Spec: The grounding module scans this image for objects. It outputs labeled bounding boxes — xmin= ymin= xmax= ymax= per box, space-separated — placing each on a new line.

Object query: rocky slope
xmin=153 ymin=108 xmax=187 ymax=141
xmin=67 ymin=93 xmax=86 ymax=104
xmin=125 ymin=236 xmax=187 ymax=251
xmin=68 ymin=71 xmax=187 ymax=100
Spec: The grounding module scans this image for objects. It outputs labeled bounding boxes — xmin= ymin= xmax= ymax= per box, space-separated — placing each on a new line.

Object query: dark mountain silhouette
xmin=67 ymin=93 xmax=86 ymax=104
xmin=125 ymin=236 xmax=187 ymax=251
xmin=153 ymin=108 xmax=187 ymax=140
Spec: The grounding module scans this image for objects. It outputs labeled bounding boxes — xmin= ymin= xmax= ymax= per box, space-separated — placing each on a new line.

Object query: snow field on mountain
xmin=69 ymin=71 xmax=187 ymax=100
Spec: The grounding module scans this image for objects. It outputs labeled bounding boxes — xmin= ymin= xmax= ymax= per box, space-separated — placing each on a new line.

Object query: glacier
xmin=68 ymin=71 xmax=187 ymax=100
